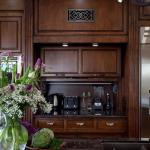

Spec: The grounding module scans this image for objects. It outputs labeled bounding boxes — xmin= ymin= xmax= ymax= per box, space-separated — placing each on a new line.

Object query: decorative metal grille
xmin=68 ymin=9 xmax=95 ymax=22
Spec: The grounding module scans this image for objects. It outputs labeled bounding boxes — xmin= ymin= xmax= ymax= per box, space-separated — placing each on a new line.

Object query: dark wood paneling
xmin=82 ymin=49 xmax=118 ymax=74
xmin=34 ymin=0 xmax=128 ymax=43
xmin=128 ymin=0 xmax=139 ymax=138
xmin=0 ymin=0 xmax=24 ymax=10
xmin=41 ymin=46 xmax=121 ymax=78
xmin=97 ymin=118 xmax=127 ymax=133
xmin=0 ymin=12 xmax=24 ymax=52
xmin=43 ymin=49 xmax=79 ymax=74
xmin=140 ymin=6 xmax=150 ymax=20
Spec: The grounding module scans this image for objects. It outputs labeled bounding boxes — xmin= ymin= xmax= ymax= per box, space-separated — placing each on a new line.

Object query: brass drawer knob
xmin=106 ymin=122 xmax=114 ymax=127
xmin=76 ymin=122 xmax=85 ymax=126
xmin=47 ymin=122 xmax=54 ymax=126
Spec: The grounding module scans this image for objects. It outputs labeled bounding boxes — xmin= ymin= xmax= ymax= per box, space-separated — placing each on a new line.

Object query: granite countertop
xmin=60 ymin=138 xmax=150 ymax=150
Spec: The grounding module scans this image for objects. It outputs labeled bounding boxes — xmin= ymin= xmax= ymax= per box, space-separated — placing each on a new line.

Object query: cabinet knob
xmin=47 ymin=122 xmax=54 ymax=126
xmin=76 ymin=122 xmax=85 ymax=126
xmin=106 ymin=122 xmax=114 ymax=127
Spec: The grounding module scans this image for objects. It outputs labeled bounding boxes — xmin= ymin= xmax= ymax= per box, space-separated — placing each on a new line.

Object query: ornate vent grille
xmin=68 ymin=9 xmax=95 ymax=22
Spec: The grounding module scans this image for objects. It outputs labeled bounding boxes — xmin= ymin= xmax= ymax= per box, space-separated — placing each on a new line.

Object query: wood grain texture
xmin=0 ymin=11 xmax=24 ymax=52
xmin=128 ymin=0 xmax=139 ymax=138
xmin=0 ymin=0 xmax=24 ymax=10
xmin=33 ymin=0 xmax=128 ymax=43
xmin=41 ymin=46 xmax=121 ymax=78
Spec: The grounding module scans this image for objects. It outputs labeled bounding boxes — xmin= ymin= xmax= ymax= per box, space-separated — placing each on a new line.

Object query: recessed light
xmin=62 ymin=43 xmax=69 ymax=47
xmin=92 ymin=43 xmax=99 ymax=47
xmin=117 ymin=0 xmax=123 ymax=3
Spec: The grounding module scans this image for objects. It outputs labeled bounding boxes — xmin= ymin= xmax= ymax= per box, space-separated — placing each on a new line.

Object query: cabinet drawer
xmin=65 ymin=119 xmax=95 ymax=132
xmin=97 ymin=118 xmax=127 ymax=133
xmin=36 ymin=119 xmax=64 ymax=130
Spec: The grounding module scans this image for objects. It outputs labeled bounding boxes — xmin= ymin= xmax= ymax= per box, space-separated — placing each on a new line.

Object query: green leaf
xmin=49 ymin=138 xmax=63 ymax=150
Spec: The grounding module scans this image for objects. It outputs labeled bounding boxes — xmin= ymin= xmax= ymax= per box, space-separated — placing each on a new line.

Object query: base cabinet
xmin=34 ymin=117 xmax=127 ymax=137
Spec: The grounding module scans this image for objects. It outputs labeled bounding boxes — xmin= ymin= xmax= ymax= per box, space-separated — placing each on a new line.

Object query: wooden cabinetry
xmin=0 ymin=3 xmax=24 ymax=52
xmin=41 ymin=46 xmax=121 ymax=79
xmin=0 ymin=12 xmax=24 ymax=52
xmin=140 ymin=6 xmax=150 ymax=20
xmin=34 ymin=0 xmax=128 ymax=43
xmin=34 ymin=116 xmax=127 ymax=136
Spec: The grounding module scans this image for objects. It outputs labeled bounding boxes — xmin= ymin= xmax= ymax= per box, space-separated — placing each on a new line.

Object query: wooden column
xmin=128 ymin=0 xmax=139 ymax=138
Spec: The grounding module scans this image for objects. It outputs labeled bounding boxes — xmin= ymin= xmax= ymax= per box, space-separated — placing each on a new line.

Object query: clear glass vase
xmin=0 ymin=115 xmax=28 ymax=150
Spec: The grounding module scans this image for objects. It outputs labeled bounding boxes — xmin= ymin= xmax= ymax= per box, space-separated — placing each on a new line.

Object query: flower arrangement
xmin=0 ymin=51 xmax=51 ymax=119
xmin=0 ymin=51 xmax=52 ymax=150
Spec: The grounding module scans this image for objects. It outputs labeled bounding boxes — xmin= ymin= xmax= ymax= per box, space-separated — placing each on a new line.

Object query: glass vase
xmin=0 ymin=115 xmax=28 ymax=150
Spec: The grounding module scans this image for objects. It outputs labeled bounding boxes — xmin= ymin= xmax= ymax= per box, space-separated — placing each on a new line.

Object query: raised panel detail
xmin=82 ymin=49 xmax=117 ymax=74
xmin=34 ymin=0 xmax=127 ymax=41
xmin=140 ymin=6 xmax=150 ymax=19
xmin=42 ymin=48 xmax=79 ymax=75
xmin=1 ymin=21 xmax=18 ymax=49
xmin=0 ymin=12 xmax=23 ymax=52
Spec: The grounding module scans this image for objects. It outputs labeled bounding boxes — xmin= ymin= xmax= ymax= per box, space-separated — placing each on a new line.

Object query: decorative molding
xmin=68 ymin=9 xmax=95 ymax=23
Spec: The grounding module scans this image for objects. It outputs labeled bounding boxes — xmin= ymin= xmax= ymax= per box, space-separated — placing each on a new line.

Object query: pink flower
xmin=34 ymin=58 xmax=42 ymax=71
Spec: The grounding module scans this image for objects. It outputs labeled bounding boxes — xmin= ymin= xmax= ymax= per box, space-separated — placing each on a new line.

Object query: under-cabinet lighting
xmin=47 ymin=82 xmax=113 ymax=85
xmin=62 ymin=43 xmax=69 ymax=47
xmin=92 ymin=43 xmax=99 ymax=47
xmin=117 ymin=0 xmax=123 ymax=3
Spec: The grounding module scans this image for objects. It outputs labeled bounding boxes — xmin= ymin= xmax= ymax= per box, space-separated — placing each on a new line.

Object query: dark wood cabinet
xmin=34 ymin=0 xmax=128 ymax=43
xmin=41 ymin=46 xmax=121 ymax=79
xmin=0 ymin=11 xmax=24 ymax=52
xmin=34 ymin=116 xmax=127 ymax=136
xmin=140 ymin=6 xmax=150 ymax=20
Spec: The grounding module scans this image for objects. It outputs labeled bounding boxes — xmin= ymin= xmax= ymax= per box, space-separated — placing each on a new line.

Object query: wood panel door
xmin=41 ymin=46 xmax=121 ymax=79
xmin=34 ymin=0 xmax=128 ymax=43
xmin=41 ymin=48 xmax=79 ymax=77
xmin=140 ymin=6 xmax=150 ymax=20
xmin=81 ymin=47 xmax=121 ymax=77
xmin=0 ymin=12 xmax=24 ymax=52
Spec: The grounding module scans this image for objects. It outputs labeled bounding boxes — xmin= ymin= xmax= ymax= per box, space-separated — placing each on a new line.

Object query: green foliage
xmin=32 ymin=128 xmax=54 ymax=149
xmin=49 ymin=137 xmax=63 ymax=150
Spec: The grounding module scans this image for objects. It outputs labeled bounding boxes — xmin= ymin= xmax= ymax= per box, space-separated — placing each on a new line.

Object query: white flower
xmin=28 ymin=71 xmax=35 ymax=78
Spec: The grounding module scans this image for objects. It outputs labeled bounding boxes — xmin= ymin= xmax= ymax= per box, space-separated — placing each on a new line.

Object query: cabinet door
xmin=140 ymin=6 xmax=150 ymax=20
xmin=81 ymin=47 xmax=121 ymax=77
xmin=0 ymin=12 xmax=24 ymax=52
xmin=34 ymin=0 xmax=127 ymax=43
xmin=41 ymin=48 xmax=79 ymax=77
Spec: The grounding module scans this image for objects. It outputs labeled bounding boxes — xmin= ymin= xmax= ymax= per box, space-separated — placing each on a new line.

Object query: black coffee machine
xmin=47 ymin=93 xmax=64 ymax=115
xmin=92 ymin=97 xmax=103 ymax=115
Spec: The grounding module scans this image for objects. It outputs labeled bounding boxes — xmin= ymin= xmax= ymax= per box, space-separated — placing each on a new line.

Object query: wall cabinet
xmin=41 ymin=46 xmax=121 ymax=79
xmin=140 ymin=6 xmax=150 ymax=20
xmin=0 ymin=12 xmax=24 ymax=52
xmin=34 ymin=0 xmax=128 ymax=43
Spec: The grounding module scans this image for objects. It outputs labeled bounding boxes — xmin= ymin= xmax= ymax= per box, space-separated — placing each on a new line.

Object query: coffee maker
xmin=48 ymin=93 xmax=64 ymax=115
xmin=92 ymin=97 xmax=103 ymax=115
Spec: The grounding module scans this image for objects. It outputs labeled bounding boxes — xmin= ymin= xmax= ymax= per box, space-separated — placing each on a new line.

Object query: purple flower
xmin=21 ymin=121 xmax=38 ymax=140
xmin=16 ymin=73 xmax=20 ymax=79
xmin=9 ymin=84 xmax=15 ymax=91
xmin=34 ymin=58 xmax=42 ymax=71
xmin=25 ymin=84 xmax=33 ymax=92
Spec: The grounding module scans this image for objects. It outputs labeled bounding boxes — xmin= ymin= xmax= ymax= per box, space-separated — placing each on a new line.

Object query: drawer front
xmin=37 ymin=119 xmax=64 ymax=130
xmin=65 ymin=119 xmax=95 ymax=132
xmin=97 ymin=118 xmax=127 ymax=133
